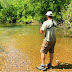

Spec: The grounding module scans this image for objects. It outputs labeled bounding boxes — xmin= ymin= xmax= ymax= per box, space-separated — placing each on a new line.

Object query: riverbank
xmin=57 ymin=24 xmax=72 ymax=37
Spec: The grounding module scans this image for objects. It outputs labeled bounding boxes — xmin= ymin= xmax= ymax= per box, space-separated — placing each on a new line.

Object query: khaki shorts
xmin=40 ymin=41 xmax=56 ymax=54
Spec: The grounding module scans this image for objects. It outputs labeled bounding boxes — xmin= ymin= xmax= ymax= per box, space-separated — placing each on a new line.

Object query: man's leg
xmin=47 ymin=53 xmax=53 ymax=69
xmin=50 ymin=53 xmax=53 ymax=65
xmin=49 ymin=42 xmax=55 ymax=65
xmin=36 ymin=53 xmax=46 ymax=70
xmin=36 ymin=41 xmax=47 ymax=70
xmin=41 ymin=53 xmax=45 ymax=64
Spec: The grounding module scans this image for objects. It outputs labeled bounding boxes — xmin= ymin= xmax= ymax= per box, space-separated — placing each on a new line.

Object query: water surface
xmin=0 ymin=24 xmax=72 ymax=71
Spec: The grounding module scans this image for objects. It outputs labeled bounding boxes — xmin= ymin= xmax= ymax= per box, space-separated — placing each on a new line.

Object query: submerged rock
xmin=56 ymin=60 xmax=59 ymax=63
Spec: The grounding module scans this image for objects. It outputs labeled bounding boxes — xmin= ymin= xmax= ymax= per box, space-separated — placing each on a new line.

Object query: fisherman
xmin=36 ymin=11 xmax=57 ymax=71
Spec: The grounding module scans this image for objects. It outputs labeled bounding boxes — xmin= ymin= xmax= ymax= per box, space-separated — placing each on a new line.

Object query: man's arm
xmin=40 ymin=21 xmax=47 ymax=34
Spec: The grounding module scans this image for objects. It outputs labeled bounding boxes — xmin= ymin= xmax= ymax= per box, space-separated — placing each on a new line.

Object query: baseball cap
xmin=45 ymin=11 xmax=53 ymax=16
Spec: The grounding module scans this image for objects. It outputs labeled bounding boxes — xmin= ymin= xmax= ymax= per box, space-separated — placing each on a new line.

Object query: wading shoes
xmin=46 ymin=63 xmax=53 ymax=69
xmin=36 ymin=66 xmax=46 ymax=71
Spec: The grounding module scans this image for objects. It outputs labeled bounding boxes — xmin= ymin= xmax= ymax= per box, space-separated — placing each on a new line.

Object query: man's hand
xmin=40 ymin=30 xmax=44 ymax=34
xmin=40 ymin=27 xmax=44 ymax=34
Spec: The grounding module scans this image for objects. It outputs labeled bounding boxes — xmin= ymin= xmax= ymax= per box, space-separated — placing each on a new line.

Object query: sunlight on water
xmin=0 ymin=24 xmax=72 ymax=71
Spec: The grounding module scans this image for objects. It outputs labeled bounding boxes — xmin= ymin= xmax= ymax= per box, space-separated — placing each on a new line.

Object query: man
xmin=36 ymin=11 xmax=57 ymax=71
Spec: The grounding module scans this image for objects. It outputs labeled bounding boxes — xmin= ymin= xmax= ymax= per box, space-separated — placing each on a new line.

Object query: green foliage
xmin=29 ymin=0 xmax=71 ymax=22
xmin=60 ymin=1 xmax=72 ymax=36
xmin=0 ymin=3 xmax=2 ymax=10
xmin=0 ymin=0 xmax=72 ymax=23
xmin=61 ymin=1 xmax=72 ymax=27
xmin=2 ymin=5 xmax=17 ymax=22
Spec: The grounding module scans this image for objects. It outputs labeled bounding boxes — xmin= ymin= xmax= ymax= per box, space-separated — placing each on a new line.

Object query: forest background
xmin=0 ymin=0 xmax=72 ymax=36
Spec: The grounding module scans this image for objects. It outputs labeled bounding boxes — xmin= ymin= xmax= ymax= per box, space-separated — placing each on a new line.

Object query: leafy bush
xmin=0 ymin=0 xmax=71 ymax=23
xmin=61 ymin=1 xmax=72 ymax=28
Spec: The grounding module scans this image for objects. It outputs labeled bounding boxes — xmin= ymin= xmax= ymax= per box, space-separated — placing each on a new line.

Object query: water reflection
xmin=0 ymin=24 xmax=72 ymax=71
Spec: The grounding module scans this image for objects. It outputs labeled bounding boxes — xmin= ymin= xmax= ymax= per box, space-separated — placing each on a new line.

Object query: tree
xmin=0 ymin=0 xmax=72 ymax=23
xmin=29 ymin=0 xmax=71 ymax=23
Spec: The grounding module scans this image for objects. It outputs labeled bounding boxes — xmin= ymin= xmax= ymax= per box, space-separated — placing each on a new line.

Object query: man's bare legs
xmin=41 ymin=53 xmax=53 ymax=65
xmin=41 ymin=53 xmax=45 ymax=64
xmin=36 ymin=53 xmax=46 ymax=70
xmin=50 ymin=53 xmax=53 ymax=65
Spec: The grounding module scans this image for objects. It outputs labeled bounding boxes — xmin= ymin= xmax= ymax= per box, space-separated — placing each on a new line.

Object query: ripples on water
xmin=0 ymin=24 xmax=72 ymax=71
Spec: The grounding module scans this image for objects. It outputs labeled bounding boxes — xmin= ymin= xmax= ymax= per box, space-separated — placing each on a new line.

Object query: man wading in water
xmin=36 ymin=11 xmax=57 ymax=71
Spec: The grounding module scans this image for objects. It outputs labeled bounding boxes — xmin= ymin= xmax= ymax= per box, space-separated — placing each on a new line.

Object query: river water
xmin=0 ymin=24 xmax=72 ymax=71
